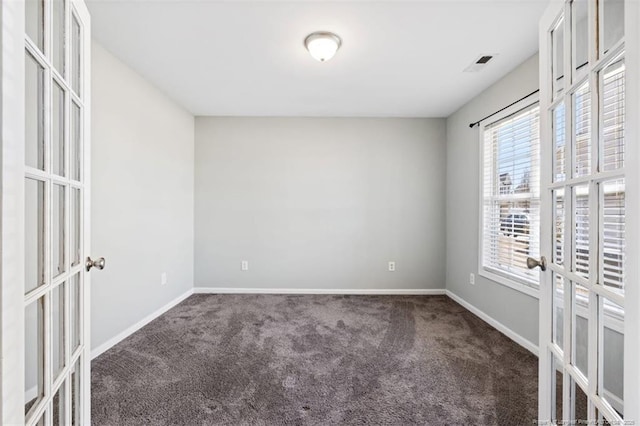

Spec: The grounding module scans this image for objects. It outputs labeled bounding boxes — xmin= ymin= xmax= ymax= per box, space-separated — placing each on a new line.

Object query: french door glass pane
xmin=554 ymin=273 xmax=565 ymax=350
xmin=552 ymin=355 xmax=564 ymax=423
xmin=25 ymin=297 xmax=45 ymax=418
xmin=25 ymin=0 xmax=45 ymax=52
xmin=573 ymin=284 xmax=589 ymax=378
xmin=601 ymin=297 xmax=624 ymax=418
xmin=574 ymin=185 xmax=589 ymax=279
xmin=596 ymin=408 xmax=615 ymax=425
xmin=572 ymin=0 xmax=588 ymax=79
xmin=572 ymin=378 xmax=588 ymax=422
xmin=71 ymin=15 xmax=81 ymax=96
xmin=71 ymin=188 xmax=81 ymax=266
xmin=602 ymin=0 xmax=624 ymax=54
xmin=553 ymin=189 xmax=565 ymax=265
xmin=552 ymin=18 xmax=565 ymax=99
xmin=602 ymin=57 xmax=625 ymax=172
xmin=35 ymin=413 xmax=45 ymax=426
xmin=25 ymin=178 xmax=46 ymax=294
xmin=70 ymin=273 xmax=81 ymax=352
xmin=53 ymin=184 xmax=66 ymax=278
xmin=53 ymin=0 xmax=66 ymax=75
xmin=553 ymin=103 xmax=566 ymax=182
xmin=26 ymin=52 xmax=45 ymax=171
xmin=574 ymin=82 xmax=591 ymax=177
xmin=71 ymin=102 xmax=81 ymax=181
xmin=71 ymin=358 xmax=82 ymax=425
xmin=53 ymin=381 xmax=67 ymax=426
xmin=52 ymin=282 xmax=65 ymax=380
xmin=53 ymin=81 xmax=66 ymax=177
xmin=601 ymin=179 xmax=625 ymax=293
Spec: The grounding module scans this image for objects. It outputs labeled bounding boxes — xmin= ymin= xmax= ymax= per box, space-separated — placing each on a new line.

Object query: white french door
xmin=538 ymin=0 xmax=638 ymax=424
xmin=1 ymin=0 xmax=92 ymax=424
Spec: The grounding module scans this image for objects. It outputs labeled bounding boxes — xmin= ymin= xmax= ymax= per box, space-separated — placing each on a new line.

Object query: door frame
xmin=78 ymin=2 xmax=92 ymax=424
xmin=0 ymin=0 xmax=91 ymax=424
xmin=624 ymin=0 xmax=640 ymax=420
xmin=1 ymin=0 xmax=27 ymax=423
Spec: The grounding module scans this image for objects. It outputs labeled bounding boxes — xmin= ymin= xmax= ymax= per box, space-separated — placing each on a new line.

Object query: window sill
xmin=478 ymin=268 xmax=540 ymax=299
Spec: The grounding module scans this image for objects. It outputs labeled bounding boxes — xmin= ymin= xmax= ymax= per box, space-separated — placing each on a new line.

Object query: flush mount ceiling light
xmin=304 ymin=31 xmax=342 ymax=62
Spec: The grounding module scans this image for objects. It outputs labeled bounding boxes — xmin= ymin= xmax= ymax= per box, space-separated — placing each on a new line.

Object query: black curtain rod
xmin=468 ymin=89 xmax=540 ymax=128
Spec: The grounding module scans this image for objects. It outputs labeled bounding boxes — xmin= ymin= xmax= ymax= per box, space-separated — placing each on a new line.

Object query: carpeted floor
xmin=91 ymin=294 xmax=539 ymax=425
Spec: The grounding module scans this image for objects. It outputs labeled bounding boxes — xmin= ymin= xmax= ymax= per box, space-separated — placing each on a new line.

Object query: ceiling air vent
xmin=464 ymin=54 xmax=497 ymax=72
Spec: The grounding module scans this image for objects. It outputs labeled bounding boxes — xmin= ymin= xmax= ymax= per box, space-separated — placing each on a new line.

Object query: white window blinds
xmin=600 ymin=57 xmax=626 ymax=293
xmin=481 ymin=103 xmax=541 ymax=287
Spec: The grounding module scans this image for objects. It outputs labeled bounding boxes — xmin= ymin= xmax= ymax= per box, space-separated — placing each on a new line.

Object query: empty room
xmin=1 ymin=0 xmax=638 ymax=424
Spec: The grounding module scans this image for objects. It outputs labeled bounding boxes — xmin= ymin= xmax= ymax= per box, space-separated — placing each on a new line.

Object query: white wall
xmin=90 ymin=41 xmax=194 ymax=351
xmin=445 ymin=54 xmax=540 ymax=346
xmin=194 ymin=117 xmax=446 ymax=292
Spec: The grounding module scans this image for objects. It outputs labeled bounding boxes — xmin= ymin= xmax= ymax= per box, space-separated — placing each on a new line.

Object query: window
xmin=480 ymin=101 xmax=541 ymax=292
xmin=600 ymin=55 xmax=626 ymax=294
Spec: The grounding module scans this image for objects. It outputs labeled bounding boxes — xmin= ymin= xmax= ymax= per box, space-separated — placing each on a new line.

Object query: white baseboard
xmin=31 ymin=286 xmax=535 ymax=406
xmin=89 ymin=287 xmax=443 ymax=362
xmin=445 ymin=290 xmax=539 ymax=356
xmin=89 ymin=287 xmax=535 ymax=364
xmin=90 ymin=288 xmax=194 ymax=359
xmin=193 ymin=287 xmax=446 ymax=295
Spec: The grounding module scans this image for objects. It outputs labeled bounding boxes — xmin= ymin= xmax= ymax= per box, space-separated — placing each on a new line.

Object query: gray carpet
xmin=91 ymin=294 xmax=538 ymax=425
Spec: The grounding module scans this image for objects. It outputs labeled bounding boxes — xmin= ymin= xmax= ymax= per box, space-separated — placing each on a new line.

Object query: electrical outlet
xmin=241 ymin=260 xmax=249 ymax=271
xmin=161 ymin=272 xmax=168 ymax=286
xmin=469 ymin=273 xmax=475 ymax=285
xmin=388 ymin=261 xmax=396 ymax=272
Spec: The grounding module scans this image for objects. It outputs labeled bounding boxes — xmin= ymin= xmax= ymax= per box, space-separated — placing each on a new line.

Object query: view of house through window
xmin=481 ymin=102 xmax=541 ymax=288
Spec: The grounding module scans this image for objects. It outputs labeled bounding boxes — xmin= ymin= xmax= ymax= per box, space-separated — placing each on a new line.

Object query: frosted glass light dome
xmin=304 ymin=32 xmax=342 ymax=62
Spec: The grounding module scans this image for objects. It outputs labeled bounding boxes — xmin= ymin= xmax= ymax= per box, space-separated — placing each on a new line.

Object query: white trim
xmin=477 ymin=93 xmax=542 ymax=300
xmin=90 ymin=287 xmax=445 ymax=360
xmin=445 ymin=290 xmax=539 ymax=356
xmin=1 ymin=0 xmax=26 ymax=423
xmin=478 ymin=269 xmax=540 ymax=299
xmin=624 ymin=0 xmax=640 ymax=421
xmin=73 ymin=1 xmax=92 ymax=424
xmin=193 ymin=287 xmax=446 ymax=296
xmin=90 ymin=287 xmax=443 ymax=359
xmin=90 ymin=289 xmax=193 ymax=359
xmin=539 ymin=4 xmax=567 ymax=424
xmin=40 ymin=284 xmax=624 ymax=415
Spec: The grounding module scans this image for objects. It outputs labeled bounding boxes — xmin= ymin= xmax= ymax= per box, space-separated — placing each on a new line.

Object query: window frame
xmin=478 ymin=94 xmax=541 ymax=299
